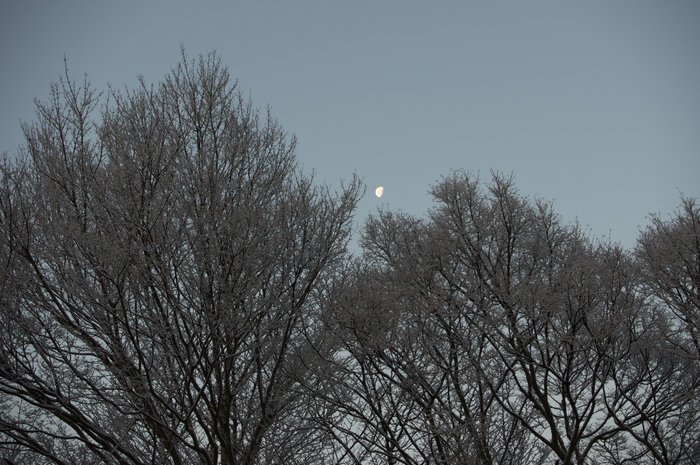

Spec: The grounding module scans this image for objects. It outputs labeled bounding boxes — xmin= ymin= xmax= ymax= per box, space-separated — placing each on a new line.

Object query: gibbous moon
xmin=375 ymin=186 xmax=384 ymax=198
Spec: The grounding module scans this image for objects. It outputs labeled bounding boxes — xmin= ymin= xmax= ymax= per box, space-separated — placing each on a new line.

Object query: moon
xmin=375 ymin=186 xmax=384 ymax=198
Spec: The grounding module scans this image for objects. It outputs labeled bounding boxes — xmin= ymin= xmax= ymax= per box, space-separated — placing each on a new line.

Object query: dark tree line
xmin=1 ymin=52 xmax=698 ymax=464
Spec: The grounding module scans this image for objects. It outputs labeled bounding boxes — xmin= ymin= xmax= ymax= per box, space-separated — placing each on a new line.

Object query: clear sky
xmin=2 ymin=1 xmax=699 ymax=249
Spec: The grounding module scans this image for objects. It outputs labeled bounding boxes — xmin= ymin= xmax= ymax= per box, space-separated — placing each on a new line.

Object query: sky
xmin=1 ymin=1 xmax=699 ymax=250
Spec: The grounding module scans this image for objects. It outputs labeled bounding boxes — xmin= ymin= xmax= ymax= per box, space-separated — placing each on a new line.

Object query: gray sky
xmin=2 ymin=1 xmax=699 ymax=248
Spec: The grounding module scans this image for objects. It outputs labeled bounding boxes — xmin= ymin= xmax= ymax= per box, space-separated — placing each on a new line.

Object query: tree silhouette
xmin=2 ymin=52 xmax=699 ymax=465
xmin=0 ymin=51 xmax=361 ymax=465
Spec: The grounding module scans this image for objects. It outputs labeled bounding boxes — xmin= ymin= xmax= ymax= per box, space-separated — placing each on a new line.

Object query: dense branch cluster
xmin=1 ymin=52 xmax=698 ymax=465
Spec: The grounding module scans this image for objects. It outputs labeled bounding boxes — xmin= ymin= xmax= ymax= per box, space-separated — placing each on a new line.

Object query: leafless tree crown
xmin=1 ymin=55 xmax=698 ymax=465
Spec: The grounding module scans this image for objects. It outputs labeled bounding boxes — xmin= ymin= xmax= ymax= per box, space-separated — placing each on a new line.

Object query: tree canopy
xmin=1 ymin=52 xmax=698 ymax=465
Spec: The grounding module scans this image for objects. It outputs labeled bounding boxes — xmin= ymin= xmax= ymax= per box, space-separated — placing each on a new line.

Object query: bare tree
xmin=319 ymin=171 xmax=696 ymax=465
xmin=314 ymin=176 xmax=545 ymax=464
xmin=3 ymin=51 xmax=698 ymax=465
xmin=0 ymin=51 xmax=362 ymax=465
xmin=637 ymin=198 xmax=700 ymax=359
xmin=617 ymin=197 xmax=700 ymax=464
xmin=419 ymin=171 xmax=642 ymax=464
